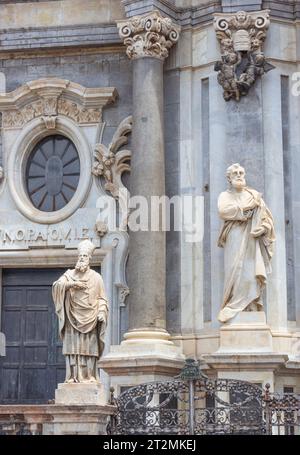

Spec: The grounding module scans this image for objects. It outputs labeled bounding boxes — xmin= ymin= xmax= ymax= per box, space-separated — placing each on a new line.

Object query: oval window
xmin=25 ymin=135 xmax=80 ymax=212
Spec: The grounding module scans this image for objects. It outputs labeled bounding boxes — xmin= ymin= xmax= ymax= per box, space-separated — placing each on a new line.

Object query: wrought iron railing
xmin=109 ymin=359 xmax=300 ymax=436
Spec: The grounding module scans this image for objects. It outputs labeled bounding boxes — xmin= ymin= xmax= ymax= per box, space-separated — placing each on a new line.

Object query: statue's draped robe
xmin=52 ymin=268 xmax=108 ymax=381
xmin=218 ymin=187 xmax=275 ymax=323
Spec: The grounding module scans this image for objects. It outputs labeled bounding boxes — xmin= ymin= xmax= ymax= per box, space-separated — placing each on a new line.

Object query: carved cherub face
xmin=221 ymin=38 xmax=234 ymax=51
xmin=227 ymin=52 xmax=238 ymax=64
xmin=227 ymin=164 xmax=246 ymax=190
xmin=236 ymin=11 xmax=247 ymax=23
xmin=252 ymin=38 xmax=261 ymax=50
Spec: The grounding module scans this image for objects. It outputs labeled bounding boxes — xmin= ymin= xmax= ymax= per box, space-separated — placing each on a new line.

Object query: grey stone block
xmin=222 ymin=0 xmax=262 ymax=13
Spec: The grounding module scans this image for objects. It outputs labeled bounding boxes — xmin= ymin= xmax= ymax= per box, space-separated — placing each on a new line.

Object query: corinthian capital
xmin=117 ymin=10 xmax=181 ymax=61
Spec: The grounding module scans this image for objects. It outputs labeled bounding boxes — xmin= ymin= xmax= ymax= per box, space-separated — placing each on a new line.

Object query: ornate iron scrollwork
xmin=110 ymin=360 xmax=300 ymax=435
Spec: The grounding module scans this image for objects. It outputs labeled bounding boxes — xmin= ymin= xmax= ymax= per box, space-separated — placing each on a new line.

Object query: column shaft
xmin=128 ymin=57 xmax=166 ymax=332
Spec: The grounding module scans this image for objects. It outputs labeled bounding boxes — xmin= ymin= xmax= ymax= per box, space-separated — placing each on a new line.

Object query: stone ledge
xmin=0 ymin=404 xmax=116 ymax=435
xmin=101 ymin=355 xmax=185 ymax=376
xmin=0 ymin=403 xmax=116 ymax=415
xmin=0 ymin=24 xmax=121 ymax=52
xmin=122 ymin=0 xmax=300 ymax=24
xmin=0 ymin=1 xmax=297 ymax=55
xmin=202 ymin=353 xmax=289 ymax=371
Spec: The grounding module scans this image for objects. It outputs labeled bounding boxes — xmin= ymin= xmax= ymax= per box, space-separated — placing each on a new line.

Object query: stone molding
xmin=0 ymin=2 xmax=297 ymax=55
xmin=0 ymin=78 xmax=117 ymax=129
xmin=7 ymin=116 xmax=93 ymax=224
xmin=122 ymin=0 xmax=300 ymax=24
xmin=101 ymin=231 xmax=130 ymax=344
xmin=214 ymin=10 xmax=274 ymax=101
xmin=0 ymin=404 xmax=115 ymax=435
xmin=117 ymin=10 xmax=181 ymax=60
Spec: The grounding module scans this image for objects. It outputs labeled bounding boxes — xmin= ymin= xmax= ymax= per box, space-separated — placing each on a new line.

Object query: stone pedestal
xmin=55 ymin=383 xmax=106 ymax=406
xmin=101 ymin=329 xmax=185 ymax=393
xmin=218 ymin=311 xmax=273 ymax=353
xmin=0 ymin=404 xmax=115 ymax=435
xmin=203 ymin=312 xmax=288 ymax=391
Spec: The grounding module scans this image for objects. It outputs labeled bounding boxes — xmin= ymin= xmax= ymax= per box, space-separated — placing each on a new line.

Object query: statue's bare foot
xmin=65 ymin=378 xmax=75 ymax=383
xmin=89 ymin=376 xmax=97 ymax=383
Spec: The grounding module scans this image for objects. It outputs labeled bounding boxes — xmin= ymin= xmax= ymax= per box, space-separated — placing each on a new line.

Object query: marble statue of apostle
xmin=52 ymin=240 xmax=108 ymax=383
xmin=217 ymin=163 xmax=275 ymax=323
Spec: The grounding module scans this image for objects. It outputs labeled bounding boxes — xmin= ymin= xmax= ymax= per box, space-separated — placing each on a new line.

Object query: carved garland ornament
xmin=3 ymin=97 xmax=101 ymax=129
xmin=117 ymin=11 xmax=181 ymax=60
xmin=214 ymin=10 xmax=275 ymax=101
xmin=0 ymin=78 xmax=117 ymax=129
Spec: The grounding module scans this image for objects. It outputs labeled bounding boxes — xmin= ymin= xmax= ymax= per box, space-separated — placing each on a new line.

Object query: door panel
xmin=0 ymin=268 xmax=66 ymax=404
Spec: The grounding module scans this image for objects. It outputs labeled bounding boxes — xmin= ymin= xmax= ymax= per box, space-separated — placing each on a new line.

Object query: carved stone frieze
xmin=92 ymin=116 xmax=132 ymax=199
xmin=57 ymin=99 xmax=101 ymax=124
xmin=214 ymin=10 xmax=275 ymax=101
xmin=0 ymin=78 xmax=117 ymax=128
xmin=117 ymin=10 xmax=181 ymax=61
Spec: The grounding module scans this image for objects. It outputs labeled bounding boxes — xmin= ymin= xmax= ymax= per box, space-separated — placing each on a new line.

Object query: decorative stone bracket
xmin=117 ymin=10 xmax=181 ymax=61
xmin=0 ymin=78 xmax=117 ymax=128
xmin=92 ymin=116 xmax=132 ymax=199
xmin=214 ymin=10 xmax=275 ymax=101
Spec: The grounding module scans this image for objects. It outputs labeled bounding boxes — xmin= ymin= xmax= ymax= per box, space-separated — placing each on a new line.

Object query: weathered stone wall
xmin=0 ymin=52 xmax=132 ymax=131
xmin=0 ymin=0 xmax=124 ymax=29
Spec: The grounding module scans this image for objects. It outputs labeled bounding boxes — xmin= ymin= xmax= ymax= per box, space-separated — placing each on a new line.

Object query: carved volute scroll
xmin=117 ymin=10 xmax=181 ymax=61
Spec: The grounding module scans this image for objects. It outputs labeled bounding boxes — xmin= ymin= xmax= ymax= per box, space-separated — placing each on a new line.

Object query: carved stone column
xmin=100 ymin=11 xmax=184 ymax=387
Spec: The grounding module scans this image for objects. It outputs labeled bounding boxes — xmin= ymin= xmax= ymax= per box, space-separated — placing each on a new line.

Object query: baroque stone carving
xmin=0 ymin=78 xmax=117 ymax=128
xmin=52 ymin=239 xmax=108 ymax=383
xmin=117 ymin=11 xmax=181 ymax=60
xmin=95 ymin=220 xmax=108 ymax=238
xmin=118 ymin=285 xmax=130 ymax=307
xmin=218 ymin=164 xmax=275 ymax=323
xmin=214 ymin=10 xmax=275 ymax=101
xmin=92 ymin=116 xmax=132 ymax=199
xmin=57 ymin=98 xmax=101 ymax=124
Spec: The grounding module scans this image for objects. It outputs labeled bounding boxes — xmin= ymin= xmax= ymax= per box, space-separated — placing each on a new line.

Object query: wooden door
xmin=0 ymin=269 xmax=66 ymax=404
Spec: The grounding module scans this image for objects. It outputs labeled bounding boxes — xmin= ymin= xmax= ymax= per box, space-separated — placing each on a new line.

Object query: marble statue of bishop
xmin=52 ymin=240 xmax=108 ymax=383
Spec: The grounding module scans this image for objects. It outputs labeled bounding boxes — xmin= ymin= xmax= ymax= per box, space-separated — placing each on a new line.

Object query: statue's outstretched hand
xmin=242 ymin=209 xmax=253 ymax=220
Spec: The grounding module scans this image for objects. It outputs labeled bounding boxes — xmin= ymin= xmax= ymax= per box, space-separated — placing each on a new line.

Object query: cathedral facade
xmin=0 ymin=0 xmax=299 ymax=434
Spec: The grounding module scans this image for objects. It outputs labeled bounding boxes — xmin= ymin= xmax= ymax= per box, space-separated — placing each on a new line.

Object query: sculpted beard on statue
xmin=217 ymin=164 xmax=275 ymax=323
xmin=52 ymin=240 xmax=108 ymax=383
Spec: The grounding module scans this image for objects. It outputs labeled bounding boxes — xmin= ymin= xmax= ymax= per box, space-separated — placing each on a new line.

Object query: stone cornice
xmin=122 ymin=0 xmax=300 ymax=23
xmin=0 ymin=2 xmax=298 ymax=55
xmin=0 ymin=24 xmax=121 ymax=52
xmin=117 ymin=10 xmax=181 ymax=60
